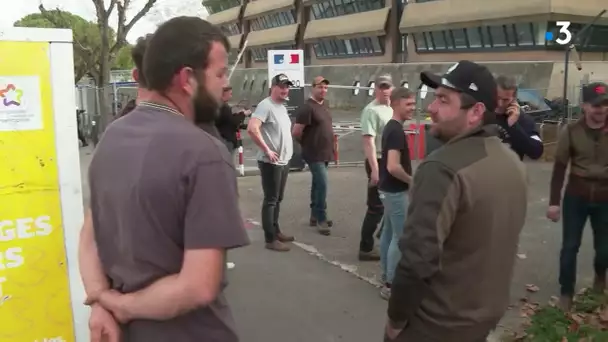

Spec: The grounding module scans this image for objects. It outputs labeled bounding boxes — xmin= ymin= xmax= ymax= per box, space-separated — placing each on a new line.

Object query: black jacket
xmin=495 ymin=112 xmax=543 ymax=160
xmin=215 ymin=103 xmax=246 ymax=149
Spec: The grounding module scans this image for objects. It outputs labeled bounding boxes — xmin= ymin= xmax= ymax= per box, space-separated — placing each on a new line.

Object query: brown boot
xmin=317 ymin=222 xmax=331 ymax=236
xmin=265 ymin=241 xmax=290 ymax=252
xmin=358 ymin=249 xmax=380 ymax=261
xmin=593 ymin=273 xmax=606 ymax=294
xmin=277 ymin=233 xmax=295 ymax=242
xmin=559 ymin=295 xmax=573 ymax=312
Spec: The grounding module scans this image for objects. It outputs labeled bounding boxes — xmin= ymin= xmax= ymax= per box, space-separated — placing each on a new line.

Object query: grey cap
xmin=390 ymin=87 xmax=414 ymax=102
xmin=374 ymin=74 xmax=393 ymax=87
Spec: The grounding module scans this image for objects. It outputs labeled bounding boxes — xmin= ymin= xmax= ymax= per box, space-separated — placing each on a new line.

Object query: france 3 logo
xmin=545 ymin=21 xmax=572 ymax=45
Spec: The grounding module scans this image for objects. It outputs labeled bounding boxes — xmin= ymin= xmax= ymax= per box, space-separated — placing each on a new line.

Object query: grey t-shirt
xmin=89 ymin=105 xmax=250 ymax=342
xmin=252 ymin=97 xmax=293 ymax=165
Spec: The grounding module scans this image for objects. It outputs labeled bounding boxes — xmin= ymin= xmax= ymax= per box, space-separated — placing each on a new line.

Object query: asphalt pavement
xmin=78 ymin=112 xmax=598 ymax=340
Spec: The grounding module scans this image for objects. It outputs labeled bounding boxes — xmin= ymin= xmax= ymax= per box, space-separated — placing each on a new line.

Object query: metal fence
xmin=75 ymin=78 xmax=591 ymax=147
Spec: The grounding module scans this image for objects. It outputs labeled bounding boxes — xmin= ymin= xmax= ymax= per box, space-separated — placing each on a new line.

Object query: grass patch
xmin=520 ymin=289 xmax=608 ymax=341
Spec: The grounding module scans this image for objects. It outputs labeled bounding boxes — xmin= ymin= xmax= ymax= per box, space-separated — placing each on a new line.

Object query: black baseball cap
xmin=420 ymin=60 xmax=498 ymax=112
xmin=271 ymin=73 xmax=293 ymax=87
xmin=582 ymin=82 xmax=608 ymax=105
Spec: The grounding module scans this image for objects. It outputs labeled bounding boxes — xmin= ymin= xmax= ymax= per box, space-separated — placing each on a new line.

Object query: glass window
xmin=514 ymin=23 xmax=534 ymax=46
xmin=312 ymin=37 xmax=385 ymax=58
xmin=413 ymin=32 xmax=426 ymax=50
xmin=504 ymin=24 xmax=517 ymax=46
xmin=310 ymin=0 xmax=385 ymax=19
xmin=479 ymin=26 xmax=491 ymax=47
xmin=465 ymin=27 xmax=482 ymax=48
xmin=424 ymin=32 xmax=434 ymax=50
xmin=587 ymin=25 xmax=608 ymax=49
xmin=488 ymin=25 xmax=507 ymax=47
xmin=430 ymin=31 xmax=447 ymax=49
xmin=451 ymin=29 xmax=467 ymax=48
xmin=250 ymin=10 xmax=295 ymax=31
xmin=370 ymin=36 xmax=383 ymax=52
xmin=532 ymin=22 xmax=547 ymax=46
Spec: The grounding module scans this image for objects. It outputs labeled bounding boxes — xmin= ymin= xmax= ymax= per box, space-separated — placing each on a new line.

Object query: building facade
xmin=204 ymin=0 xmax=608 ymax=67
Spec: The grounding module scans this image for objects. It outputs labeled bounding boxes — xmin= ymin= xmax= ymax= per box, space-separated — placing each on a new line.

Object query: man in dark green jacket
xmin=385 ymin=61 xmax=528 ymax=342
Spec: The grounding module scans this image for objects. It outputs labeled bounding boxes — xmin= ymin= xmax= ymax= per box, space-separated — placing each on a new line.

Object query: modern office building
xmin=203 ymin=0 xmax=608 ymax=67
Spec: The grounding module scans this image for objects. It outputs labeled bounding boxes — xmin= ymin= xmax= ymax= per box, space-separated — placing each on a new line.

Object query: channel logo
xmin=545 ymin=21 xmax=572 ymax=45
xmin=0 ymin=84 xmax=23 ymax=107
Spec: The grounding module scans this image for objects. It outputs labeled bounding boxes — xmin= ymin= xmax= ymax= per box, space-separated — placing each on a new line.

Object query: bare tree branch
xmin=38 ymin=4 xmax=95 ymax=55
xmin=110 ymin=0 xmax=158 ymax=55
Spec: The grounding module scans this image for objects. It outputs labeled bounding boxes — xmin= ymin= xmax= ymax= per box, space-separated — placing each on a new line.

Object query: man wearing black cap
xmin=384 ymin=61 xmax=528 ymax=342
xmin=547 ymin=82 xmax=608 ymax=311
xmin=247 ymin=73 xmax=296 ymax=252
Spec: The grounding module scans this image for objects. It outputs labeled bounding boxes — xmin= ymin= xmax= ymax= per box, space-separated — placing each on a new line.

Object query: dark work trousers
xmin=259 ymin=161 xmax=289 ymax=243
xmin=559 ymin=193 xmax=608 ymax=296
xmin=359 ymin=159 xmax=384 ymax=252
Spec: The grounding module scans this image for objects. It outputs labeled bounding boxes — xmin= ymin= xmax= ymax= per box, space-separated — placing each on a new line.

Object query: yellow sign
xmin=0 ymin=41 xmax=75 ymax=341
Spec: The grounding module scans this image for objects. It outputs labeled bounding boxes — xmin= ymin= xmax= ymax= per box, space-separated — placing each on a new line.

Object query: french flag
xmin=274 ymin=53 xmax=299 ymax=64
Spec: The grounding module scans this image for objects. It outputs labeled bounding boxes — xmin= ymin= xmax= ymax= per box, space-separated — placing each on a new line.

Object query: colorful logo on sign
xmin=273 ymin=53 xmax=299 ymax=65
xmin=0 ymin=84 xmax=23 ymax=106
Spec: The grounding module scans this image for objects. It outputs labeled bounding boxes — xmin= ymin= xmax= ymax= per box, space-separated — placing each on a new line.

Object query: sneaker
xmin=358 ymin=249 xmax=380 ymax=261
xmin=559 ymin=295 xmax=573 ymax=312
xmin=317 ymin=222 xmax=331 ymax=236
xmin=380 ymin=286 xmax=391 ymax=300
xmin=277 ymin=232 xmax=295 ymax=242
xmin=265 ymin=241 xmax=290 ymax=252
xmin=310 ymin=216 xmax=333 ymax=227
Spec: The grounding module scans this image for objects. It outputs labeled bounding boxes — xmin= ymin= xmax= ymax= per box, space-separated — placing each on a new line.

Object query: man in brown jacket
xmin=384 ymin=61 xmax=528 ymax=342
xmin=547 ymin=82 xmax=608 ymax=310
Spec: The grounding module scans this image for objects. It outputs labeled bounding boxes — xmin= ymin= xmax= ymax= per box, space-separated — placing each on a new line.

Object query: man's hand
xmin=506 ymin=101 xmax=521 ymax=126
xmin=89 ymin=303 xmax=121 ymax=342
xmin=384 ymin=318 xmax=405 ymax=340
xmin=243 ymin=109 xmax=252 ymax=116
xmin=369 ymin=169 xmax=379 ymax=186
xmin=98 ymin=290 xmax=131 ymax=324
xmin=546 ymin=205 xmax=561 ymax=222
xmin=265 ymin=149 xmax=279 ymax=163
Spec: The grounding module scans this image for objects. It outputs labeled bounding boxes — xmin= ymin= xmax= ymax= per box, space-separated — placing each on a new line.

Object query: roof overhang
xmin=399 ymin=0 xmax=608 ymax=32
xmin=206 ymin=6 xmax=241 ymax=25
xmin=244 ymin=0 xmax=295 ymax=19
xmin=304 ymin=7 xmax=390 ymax=42
xmin=246 ymin=24 xmax=299 ymax=47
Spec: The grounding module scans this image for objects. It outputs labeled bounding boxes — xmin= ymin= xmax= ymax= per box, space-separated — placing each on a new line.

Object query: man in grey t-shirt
xmin=247 ymin=73 xmax=295 ymax=252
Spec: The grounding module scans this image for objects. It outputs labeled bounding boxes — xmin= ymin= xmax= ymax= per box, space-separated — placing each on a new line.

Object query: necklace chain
xmin=139 ymin=101 xmax=184 ymax=117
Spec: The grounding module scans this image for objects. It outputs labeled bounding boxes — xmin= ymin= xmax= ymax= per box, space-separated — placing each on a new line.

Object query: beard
xmin=192 ymin=83 xmax=220 ymax=125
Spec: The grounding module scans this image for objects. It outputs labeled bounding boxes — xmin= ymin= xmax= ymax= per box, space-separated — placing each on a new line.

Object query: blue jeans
xmin=559 ymin=193 xmax=608 ymax=295
xmin=308 ymin=162 xmax=328 ymax=222
xmin=379 ymin=190 xmax=408 ymax=285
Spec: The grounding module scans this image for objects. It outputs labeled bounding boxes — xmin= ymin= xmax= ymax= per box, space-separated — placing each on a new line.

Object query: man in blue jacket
xmin=494 ymin=75 xmax=544 ymax=160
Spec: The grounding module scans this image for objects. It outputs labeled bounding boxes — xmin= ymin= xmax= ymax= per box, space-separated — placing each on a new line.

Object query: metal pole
xmin=228 ymin=39 xmax=248 ymax=81
xmin=562 ymin=47 xmax=570 ymax=118
xmin=561 ymin=9 xmax=606 ymax=117
xmin=112 ymin=82 xmax=118 ymax=116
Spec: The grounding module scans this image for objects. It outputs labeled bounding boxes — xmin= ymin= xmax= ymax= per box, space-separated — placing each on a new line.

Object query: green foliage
xmin=114 ymin=45 xmax=134 ymax=70
xmin=14 ymin=10 xmax=131 ymax=81
xmin=524 ymin=290 xmax=608 ymax=342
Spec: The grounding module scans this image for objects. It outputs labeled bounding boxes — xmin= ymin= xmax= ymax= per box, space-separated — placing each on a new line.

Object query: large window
xmin=220 ymin=23 xmax=241 ymax=36
xmin=414 ymin=22 xmax=546 ymax=52
xmin=313 ymin=36 xmax=384 ymax=58
xmin=203 ymin=0 xmax=240 ymax=14
xmin=251 ymin=45 xmax=296 ymax=62
xmin=310 ymin=0 xmax=385 ymax=20
xmin=250 ymin=10 xmax=296 ymax=31
xmin=546 ymin=22 xmax=608 ymax=51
